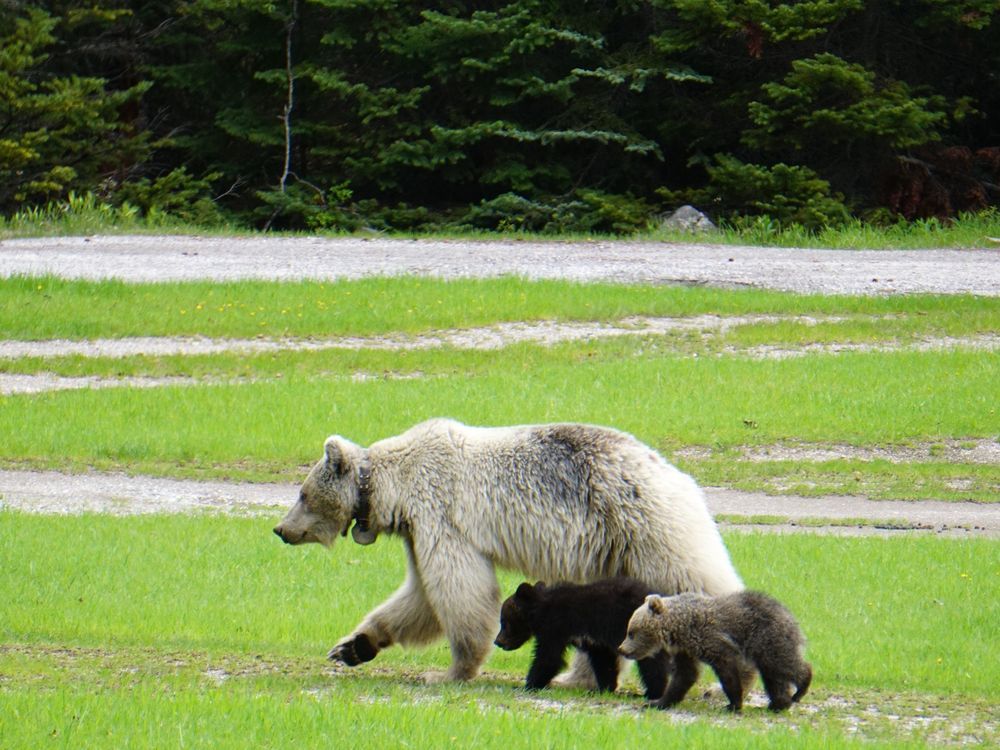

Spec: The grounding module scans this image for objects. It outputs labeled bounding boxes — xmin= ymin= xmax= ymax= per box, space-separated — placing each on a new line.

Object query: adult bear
xmin=273 ymin=418 xmax=742 ymax=683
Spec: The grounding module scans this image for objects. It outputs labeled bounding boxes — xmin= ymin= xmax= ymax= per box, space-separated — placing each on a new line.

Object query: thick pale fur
xmin=274 ymin=418 xmax=743 ymax=683
xmin=619 ymin=591 xmax=812 ymax=712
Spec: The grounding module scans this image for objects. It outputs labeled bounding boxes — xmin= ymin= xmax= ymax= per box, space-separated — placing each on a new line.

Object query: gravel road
xmin=1 ymin=233 xmax=996 ymax=531
xmin=2 ymin=234 xmax=999 ymax=295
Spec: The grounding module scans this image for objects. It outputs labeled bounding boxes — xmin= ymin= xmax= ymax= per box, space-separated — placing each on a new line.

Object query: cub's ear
xmin=324 ymin=436 xmax=347 ymax=477
xmin=646 ymin=595 xmax=665 ymax=615
xmin=514 ymin=582 xmax=537 ymax=600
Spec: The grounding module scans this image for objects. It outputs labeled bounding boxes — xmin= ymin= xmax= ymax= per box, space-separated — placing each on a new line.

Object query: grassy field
xmin=4 ymin=275 xmax=998 ymax=341
xmin=1 ymin=513 xmax=996 ymax=748
xmin=1 ymin=263 xmax=998 ymax=747
xmin=2 ymin=276 xmax=998 ymax=500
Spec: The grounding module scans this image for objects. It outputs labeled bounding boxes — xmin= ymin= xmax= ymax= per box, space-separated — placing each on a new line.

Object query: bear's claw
xmin=328 ymin=633 xmax=378 ymax=665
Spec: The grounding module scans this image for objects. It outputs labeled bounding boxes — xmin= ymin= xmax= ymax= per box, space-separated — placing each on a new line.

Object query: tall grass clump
xmin=695 ymin=210 xmax=1000 ymax=249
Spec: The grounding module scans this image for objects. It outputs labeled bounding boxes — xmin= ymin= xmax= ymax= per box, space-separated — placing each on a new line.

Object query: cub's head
xmin=273 ymin=435 xmax=371 ymax=547
xmin=494 ymin=582 xmax=544 ymax=651
xmin=619 ymin=594 xmax=668 ymax=661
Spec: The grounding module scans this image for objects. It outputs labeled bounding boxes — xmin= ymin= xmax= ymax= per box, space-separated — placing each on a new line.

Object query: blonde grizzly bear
xmin=619 ymin=591 xmax=812 ymax=712
xmin=274 ymin=418 xmax=743 ymax=683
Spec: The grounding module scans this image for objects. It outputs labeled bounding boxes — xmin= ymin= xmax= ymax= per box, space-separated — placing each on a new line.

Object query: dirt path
xmin=3 ymin=234 xmax=1000 ymax=295
xmin=1 ymin=469 xmax=995 ymax=536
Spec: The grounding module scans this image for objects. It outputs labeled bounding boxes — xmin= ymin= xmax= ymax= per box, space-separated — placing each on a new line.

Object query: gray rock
xmin=659 ymin=205 xmax=717 ymax=233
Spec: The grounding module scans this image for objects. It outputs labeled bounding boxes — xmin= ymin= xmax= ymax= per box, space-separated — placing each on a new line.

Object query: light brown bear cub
xmin=619 ymin=590 xmax=811 ymax=712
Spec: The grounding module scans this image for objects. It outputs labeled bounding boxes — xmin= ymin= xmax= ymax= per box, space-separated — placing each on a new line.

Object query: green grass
xmin=3 ymin=275 xmax=999 ymax=341
xmin=4 ymin=682 xmax=922 ymax=750
xmin=0 ymin=513 xmax=996 ymax=748
xmin=1 ymin=349 xmax=997 ymax=483
xmin=2 ymin=276 xmax=996 ymax=499
xmin=2 ymin=515 xmax=995 ymax=695
xmin=2 ymin=258 xmax=998 ymax=746
xmin=702 ymin=211 xmax=1000 ymax=250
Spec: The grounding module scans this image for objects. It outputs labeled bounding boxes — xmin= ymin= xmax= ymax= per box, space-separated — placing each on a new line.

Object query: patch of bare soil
xmin=0 ymin=370 xmax=423 ymax=395
xmin=735 ymin=333 xmax=1000 ymax=359
xmin=675 ymin=438 xmax=1000 ymax=466
xmin=0 ymin=372 xmax=206 ymax=395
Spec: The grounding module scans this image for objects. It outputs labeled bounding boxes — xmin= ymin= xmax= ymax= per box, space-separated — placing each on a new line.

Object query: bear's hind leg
xmin=709 ymin=657 xmax=747 ymax=712
xmin=550 ymin=651 xmax=600 ymax=690
xmin=761 ymin=671 xmax=794 ymax=712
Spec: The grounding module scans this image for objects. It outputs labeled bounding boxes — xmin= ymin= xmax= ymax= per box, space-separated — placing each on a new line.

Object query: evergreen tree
xmin=0 ymin=4 xmax=150 ymax=213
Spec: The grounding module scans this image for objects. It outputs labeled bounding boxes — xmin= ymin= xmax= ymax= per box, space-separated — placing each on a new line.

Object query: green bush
xmin=661 ymin=156 xmax=850 ymax=230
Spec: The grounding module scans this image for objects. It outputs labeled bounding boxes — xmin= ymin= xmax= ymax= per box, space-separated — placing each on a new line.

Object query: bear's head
xmin=494 ymin=582 xmax=544 ymax=651
xmin=274 ymin=435 xmax=374 ymax=547
xmin=618 ymin=593 xmax=667 ymax=661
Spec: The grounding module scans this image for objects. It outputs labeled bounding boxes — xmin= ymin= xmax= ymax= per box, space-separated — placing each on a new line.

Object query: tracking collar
xmin=352 ymin=459 xmax=377 ymax=545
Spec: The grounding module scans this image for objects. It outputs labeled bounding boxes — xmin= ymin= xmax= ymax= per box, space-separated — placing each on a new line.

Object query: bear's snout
xmin=273 ymin=525 xmax=299 ymax=544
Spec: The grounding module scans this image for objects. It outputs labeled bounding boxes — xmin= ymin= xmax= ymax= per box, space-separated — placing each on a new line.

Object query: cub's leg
xmin=525 ymin=638 xmax=569 ymax=690
xmin=709 ymin=656 xmax=747 ymax=712
xmin=655 ymin=652 xmax=700 ymax=709
xmin=584 ymin=646 xmax=620 ymax=693
xmin=636 ymin=651 xmax=670 ymax=700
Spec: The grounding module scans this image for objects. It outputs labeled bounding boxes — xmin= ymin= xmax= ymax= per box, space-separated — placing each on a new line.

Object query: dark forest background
xmin=3 ymin=1 xmax=999 ymax=233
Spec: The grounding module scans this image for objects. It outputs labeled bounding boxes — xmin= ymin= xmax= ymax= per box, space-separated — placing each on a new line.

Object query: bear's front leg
xmin=525 ymin=639 xmax=568 ymax=690
xmin=329 ymin=542 xmax=443 ymax=667
xmin=654 ymin=652 xmax=700 ymax=709
xmin=415 ymin=533 xmax=501 ymax=683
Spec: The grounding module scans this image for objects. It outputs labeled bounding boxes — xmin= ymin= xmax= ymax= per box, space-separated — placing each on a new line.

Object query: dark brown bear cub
xmin=494 ymin=577 xmax=671 ymax=698
xmin=619 ymin=590 xmax=812 ymax=712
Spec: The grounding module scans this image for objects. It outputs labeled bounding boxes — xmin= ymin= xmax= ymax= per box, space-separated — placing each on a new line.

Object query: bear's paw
xmin=328 ymin=633 xmax=379 ymax=666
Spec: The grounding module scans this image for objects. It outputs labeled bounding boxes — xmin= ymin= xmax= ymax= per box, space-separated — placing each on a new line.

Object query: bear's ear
xmin=646 ymin=595 xmax=664 ymax=615
xmin=324 ymin=436 xmax=347 ymax=477
xmin=514 ymin=582 xmax=537 ymax=600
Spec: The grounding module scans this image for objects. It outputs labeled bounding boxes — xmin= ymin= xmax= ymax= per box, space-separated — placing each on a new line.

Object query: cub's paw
xmin=328 ymin=633 xmax=378 ymax=666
